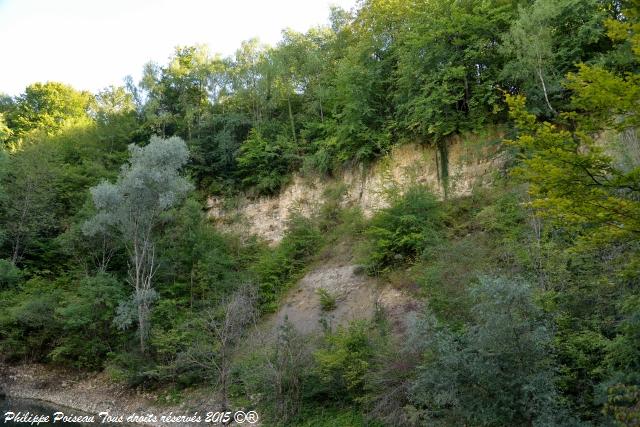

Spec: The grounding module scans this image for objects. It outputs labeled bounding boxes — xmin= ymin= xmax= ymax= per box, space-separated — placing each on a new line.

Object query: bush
xmin=295 ymin=407 xmax=379 ymax=427
xmin=236 ymin=128 xmax=299 ymax=196
xmin=158 ymin=198 xmax=248 ymax=305
xmin=416 ymin=187 xmax=534 ymax=325
xmin=0 ymin=259 xmax=21 ymax=289
xmin=234 ymin=320 xmax=313 ymax=423
xmin=104 ymin=350 xmax=160 ymax=388
xmin=51 ymin=273 xmax=127 ymax=369
xmin=0 ymin=277 xmax=63 ymax=362
xmin=408 ymin=276 xmax=571 ymax=426
xmin=603 ymin=384 xmax=640 ymax=426
xmin=301 ymin=137 xmax=339 ymax=177
xmin=365 ymin=186 xmax=442 ymax=275
xmin=317 ymin=288 xmax=337 ymax=311
xmin=253 ymin=215 xmax=322 ymax=312
xmin=314 ymin=320 xmax=381 ymax=402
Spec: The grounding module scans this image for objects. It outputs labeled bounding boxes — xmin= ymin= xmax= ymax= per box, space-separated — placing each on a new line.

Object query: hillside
xmin=2 ymin=0 xmax=640 ymax=426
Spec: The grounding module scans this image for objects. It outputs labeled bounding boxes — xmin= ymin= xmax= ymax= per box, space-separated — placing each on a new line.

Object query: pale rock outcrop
xmin=208 ymin=135 xmax=506 ymax=245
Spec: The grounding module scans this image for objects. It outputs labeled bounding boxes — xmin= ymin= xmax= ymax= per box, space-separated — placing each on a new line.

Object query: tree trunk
xmin=137 ymin=297 xmax=146 ymax=354
xmin=536 ymin=57 xmax=556 ymax=115
xmin=287 ymin=95 xmax=296 ymax=144
xmin=436 ymin=139 xmax=449 ymax=199
xmin=11 ymin=190 xmax=32 ymax=265
xmin=11 ymin=241 xmax=20 ymax=265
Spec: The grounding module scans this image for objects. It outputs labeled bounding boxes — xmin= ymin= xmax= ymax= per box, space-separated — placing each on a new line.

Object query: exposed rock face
xmin=209 ymin=134 xmax=505 ymax=338
xmin=272 ymin=265 xmax=378 ymax=335
xmin=208 ymin=135 xmax=505 ymax=245
xmin=273 ymin=265 xmax=419 ymax=335
xmin=261 ymin=263 xmax=421 ymax=337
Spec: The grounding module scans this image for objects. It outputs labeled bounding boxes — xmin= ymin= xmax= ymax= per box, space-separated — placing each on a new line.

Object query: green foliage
xmin=417 ymin=186 xmax=529 ymax=325
xmin=566 ymin=62 xmax=640 ymax=131
xmin=236 ymin=128 xmax=299 ymax=195
xmin=316 ymin=288 xmax=337 ymax=312
xmin=0 ymin=113 xmax=12 ymax=144
xmin=253 ymin=215 xmax=322 ymax=312
xmin=158 ymin=198 xmax=248 ymax=305
xmin=0 ymin=0 xmax=620 ymax=197
xmin=607 ymin=294 xmax=640 ymax=376
xmin=139 ymin=45 xmax=213 ymax=140
xmin=5 ymin=82 xmax=92 ymax=141
xmin=364 ymin=186 xmax=442 ymax=275
xmin=234 ymin=320 xmax=313 ymax=423
xmin=0 ymin=276 xmax=63 ymax=362
xmin=104 ymin=350 xmax=160 ymax=388
xmin=0 ymin=140 xmax=59 ymax=265
xmin=393 ymin=0 xmax=515 ymax=140
xmin=293 ymin=407 xmax=377 ymax=427
xmin=188 ymin=113 xmax=251 ymax=194
xmin=51 ymin=274 xmax=127 ymax=369
xmin=0 ymin=259 xmax=21 ymax=289
xmin=406 ymin=178 xmax=640 ymax=424
xmin=506 ymin=93 xmax=640 ymax=245
xmin=316 ymin=184 xmax=367 ymax=243
xmin=539 ymin=241 xmax=640 ymax=422
xmin=498 ymin=12 xmax=640 ymax=420
xmin=410 ymin=276 xmax=567 ymax=426
xmin=174 ymin=285 xmax=259 ymax=400
xmin=329 ymin=53 xmax=391 ymax=165
xmin=501 ymin=0 xmax=606 ymax=116
xmin=603 ymin=384 xmax=640 ymax=426
xmin=84 ymin=135 xmax=193 ymax=353
xmin=314 ymin=320 xmax=381 ymax=402
xmin=505 ymin=1 xmax=640 ymax=245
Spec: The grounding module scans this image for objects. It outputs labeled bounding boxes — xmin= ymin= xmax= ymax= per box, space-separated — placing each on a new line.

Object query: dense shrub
xmin=294 ymin=408 xmax=380 ymax=427
xmin=364 ymin=186 xmax=442 ymax=275
xmin=409 ymin=276 xmax=569 ymax=426
xmin=0 ymin=259 xmax=21 ymax=289
xmin=234 ymin=320 xmax=313 ymax=423
xmin=314 ymin=320 xmax=384 ymax=403
xmin=51 ymin=273 xmax=127 ymax=369
xmin=253 ymin=215 xmax=322 ymax=312
xmin=0 ymin=277 xmax=63 ymax=362
xmin=236 ymin=128 xmax=299 ymax=196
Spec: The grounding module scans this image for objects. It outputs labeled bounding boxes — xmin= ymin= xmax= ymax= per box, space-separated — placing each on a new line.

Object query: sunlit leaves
xmin=6 ymin=82 xmax=92 ymax=141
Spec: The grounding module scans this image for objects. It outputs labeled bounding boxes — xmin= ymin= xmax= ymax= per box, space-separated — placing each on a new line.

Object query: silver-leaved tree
xmin=83 ymin=136 xmax=192 ymax=353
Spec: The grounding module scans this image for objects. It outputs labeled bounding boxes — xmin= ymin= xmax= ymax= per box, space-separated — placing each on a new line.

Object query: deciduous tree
xmin=84 ymin=136 xmax=192 ymax=353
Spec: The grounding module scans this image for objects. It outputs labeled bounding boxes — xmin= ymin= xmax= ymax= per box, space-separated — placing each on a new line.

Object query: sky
xmin=0 ymin=0 xmax=357 ymax=96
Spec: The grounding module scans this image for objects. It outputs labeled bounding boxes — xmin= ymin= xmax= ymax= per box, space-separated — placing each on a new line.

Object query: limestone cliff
xmin=208 ymin=132 xmax=506 ymax=244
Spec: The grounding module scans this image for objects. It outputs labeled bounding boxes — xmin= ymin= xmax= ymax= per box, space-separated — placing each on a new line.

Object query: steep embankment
xmin=265 ymin=254 xmax=420 ymax=337
xmin=208 ymin=134 xmax=505 ymax=245
xmin=210 ymin=132 xmax=506 ymax=336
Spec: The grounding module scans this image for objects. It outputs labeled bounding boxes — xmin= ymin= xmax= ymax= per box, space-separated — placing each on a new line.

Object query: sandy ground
xmin=0 ymin=364 xmax=231 ymax=426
